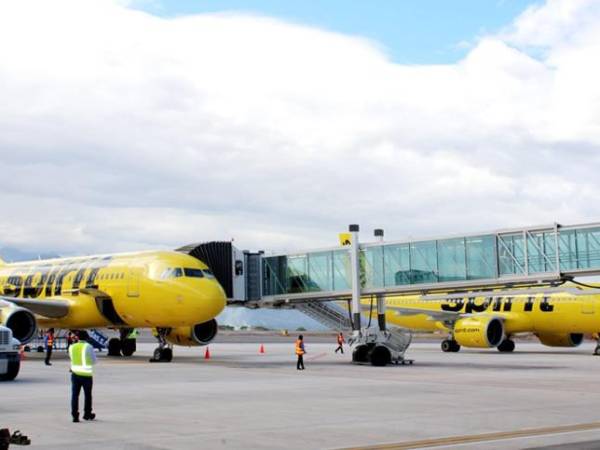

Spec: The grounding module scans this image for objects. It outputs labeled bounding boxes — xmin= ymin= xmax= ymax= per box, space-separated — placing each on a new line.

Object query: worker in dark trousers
xmin=44 ymin=328 xmax=55 ymax=366
xmin=295 ymin=335 xmax=306 ymax=370
xmin=335 ymin=332 xmax=345 ymax=354
xmin=66 ymin=331 xmax=75 ymax=350
xmin=69 ymin=332 xmax=97 ymax=423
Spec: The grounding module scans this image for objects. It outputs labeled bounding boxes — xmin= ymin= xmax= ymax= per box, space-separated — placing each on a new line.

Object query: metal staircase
xmin=295 ymin=301 xmax=352 ymax=330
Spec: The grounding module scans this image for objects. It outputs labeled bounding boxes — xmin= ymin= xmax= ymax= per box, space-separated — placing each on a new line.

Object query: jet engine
xmin=453 ymin=316 xmax=504 ymax=348
xmin=536 ymin=333 xmax=583 ymax=347
xmin=165 ymin=319 xmax=218 ymax=346
xmin=0 ymin=304 xmax=37 ymax=344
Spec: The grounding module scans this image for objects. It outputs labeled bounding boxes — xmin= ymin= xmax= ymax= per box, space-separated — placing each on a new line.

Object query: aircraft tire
xmin=442 ymin=340 xmax=461 ymax=352
xmin=121 ymin=338 xmax=136 ymax=357
xmin=594 ymin=347 xmax=600 ymax=356
xmin=107 ymin=338 xmax=122 ymax=357
xmin=0 ymin=359 xmax=20 ymax=381
xmin=161 ymin=348 xmax=173 ymax=362
xmin=369 ymin=345 xmax=391 ymax=367
xmin=497 ymin=339 xmax=515 ymax=353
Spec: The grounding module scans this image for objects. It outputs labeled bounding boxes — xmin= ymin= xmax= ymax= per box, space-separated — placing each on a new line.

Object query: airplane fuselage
xmin=0 ymin=250 xmax=226 ymax=330
xmin=368 ymin=291 xmax=600 ymax=336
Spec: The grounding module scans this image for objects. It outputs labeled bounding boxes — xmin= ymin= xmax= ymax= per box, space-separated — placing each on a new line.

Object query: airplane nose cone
xmin=203 ymin=280 xmax=227 ymax=317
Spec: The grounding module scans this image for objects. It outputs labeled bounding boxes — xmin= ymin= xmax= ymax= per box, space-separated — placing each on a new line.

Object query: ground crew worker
xmin=69 ymin=331 xmax=97 ymax=423
xmin=295 ymin=335 xmax=306 ymax=370
xmin=127 ymin=328 xmax=140 ymax=339
xmin=44 ymin=328 xmax=55 ymax=366
xmin=335 ymin=332 xmax=345 ymax=354
xmin=66 ymin=331 xmax=75 ymax=350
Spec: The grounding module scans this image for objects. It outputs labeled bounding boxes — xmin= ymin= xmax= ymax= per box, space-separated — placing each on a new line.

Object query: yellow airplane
xmin=0 ymin=250 xmax=226 ymax=362
xmin=363 ymin=285 xmax=600 ymax=354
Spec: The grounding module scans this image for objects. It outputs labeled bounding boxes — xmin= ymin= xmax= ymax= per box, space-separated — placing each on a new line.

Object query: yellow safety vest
xmin=295 ymin=340 xmax=304 ymax=356
xmin=69 ymin=342 xmax=94 ymax=377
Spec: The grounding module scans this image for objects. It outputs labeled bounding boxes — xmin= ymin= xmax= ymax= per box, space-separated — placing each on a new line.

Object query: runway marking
xmin=337 ymin=422 xmax=600 ymax=450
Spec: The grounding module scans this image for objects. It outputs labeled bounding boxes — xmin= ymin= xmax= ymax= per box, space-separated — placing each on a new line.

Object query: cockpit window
xmin=160 ymin=267 xmax=184 ymax=279
xmin=183 ymin=268 xmax=204 ymax=278
xmin=202 ymin=269 xmax=215 ymax=279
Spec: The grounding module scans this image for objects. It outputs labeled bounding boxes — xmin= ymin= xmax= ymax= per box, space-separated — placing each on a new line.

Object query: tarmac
xmin=3 ymin=338 xmax=600 ymax=450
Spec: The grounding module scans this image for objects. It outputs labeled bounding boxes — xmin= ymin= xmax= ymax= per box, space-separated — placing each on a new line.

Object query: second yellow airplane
xmin=367 ymin=285 xmax=600 ymax=354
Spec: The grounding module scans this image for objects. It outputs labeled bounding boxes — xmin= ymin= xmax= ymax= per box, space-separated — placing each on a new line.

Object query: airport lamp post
xmin=349 ymin=224 xmax=362 ymax=334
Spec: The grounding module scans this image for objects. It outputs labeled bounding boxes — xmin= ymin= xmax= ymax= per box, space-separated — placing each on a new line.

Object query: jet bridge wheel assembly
xmin=352 ymin=344 xmax=391 ymax=366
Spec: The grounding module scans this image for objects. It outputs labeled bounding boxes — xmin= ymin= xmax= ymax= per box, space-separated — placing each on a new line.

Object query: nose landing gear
xmin=150 ymin=328 xmax=173 ymax=363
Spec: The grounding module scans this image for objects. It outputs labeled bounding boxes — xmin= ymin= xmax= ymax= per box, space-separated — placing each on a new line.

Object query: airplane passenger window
xmin=183 ymin=268 xmax=204 ymax=278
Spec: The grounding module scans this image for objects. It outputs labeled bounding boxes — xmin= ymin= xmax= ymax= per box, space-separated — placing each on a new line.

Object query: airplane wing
xmin=360 ymin=303 xmax=462 ymax=322
xmin=0 ymin=296 xmax=70 ymax=319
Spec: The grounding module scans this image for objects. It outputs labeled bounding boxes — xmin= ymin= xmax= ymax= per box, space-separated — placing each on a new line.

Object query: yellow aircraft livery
xmin=0 ymin=251 xmax=226 ymax=361
xmin=364 ymin=286 xmax=600 ymax=354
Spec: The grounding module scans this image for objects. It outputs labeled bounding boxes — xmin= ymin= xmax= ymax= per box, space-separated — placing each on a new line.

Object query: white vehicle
xmin=0 ymin=325 xmax=21 ymax=381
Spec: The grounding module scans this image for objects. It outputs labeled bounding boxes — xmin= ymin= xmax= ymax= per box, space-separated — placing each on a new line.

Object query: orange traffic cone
xmin=259 ymin=344 xmax=265 ymax=354
xmin=204 ymin=347 xmax=211 ymax=360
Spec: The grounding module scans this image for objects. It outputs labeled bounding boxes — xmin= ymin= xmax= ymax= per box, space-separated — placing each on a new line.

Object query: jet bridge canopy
xmin=260 ymin=222 xmax=600 ymax=302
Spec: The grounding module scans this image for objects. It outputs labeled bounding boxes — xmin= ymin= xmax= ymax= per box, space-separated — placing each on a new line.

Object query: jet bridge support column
xmin=349 ymin=224 xmax=362 ymax=333
xmin=376 ymin=294 xmax=386 ymax=332
xmin=374 ymin=229 xmax=387 ymax=333
xmin=348 ymin=226 xmax=412 ymax=366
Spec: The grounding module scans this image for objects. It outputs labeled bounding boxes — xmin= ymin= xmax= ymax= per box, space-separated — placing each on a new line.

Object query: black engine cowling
xmin=165 ymin=319 xmax=218 ymax=346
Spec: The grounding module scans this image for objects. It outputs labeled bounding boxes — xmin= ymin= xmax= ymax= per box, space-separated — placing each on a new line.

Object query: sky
xmin=1 ymin=0 xmax=600 ymax=257
xmin=128 ymin=0 xmax=540 ymax=64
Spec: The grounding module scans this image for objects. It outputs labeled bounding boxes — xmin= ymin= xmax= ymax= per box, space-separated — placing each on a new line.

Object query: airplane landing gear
xmin=150 ymin=328 xmax=173 ymax=363
xmin=497 ymin=338 xmax=515 ymax=353
xmin=107 ymin=329 xmax=137 ymax=357
xmin=441 ymin=339 xmax=460 ymax=352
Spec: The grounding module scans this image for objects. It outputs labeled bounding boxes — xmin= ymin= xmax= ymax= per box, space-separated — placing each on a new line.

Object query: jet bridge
xmin=180 ymin=221 xmax=600 ymax=365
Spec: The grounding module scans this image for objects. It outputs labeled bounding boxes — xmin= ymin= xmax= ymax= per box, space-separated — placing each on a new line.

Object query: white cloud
xmin=0 ymin=0 xmax=599 ymax=256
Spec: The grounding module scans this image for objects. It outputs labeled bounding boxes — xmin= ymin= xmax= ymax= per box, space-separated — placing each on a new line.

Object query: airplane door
xmin=582 ymin=298 xmax=596 ymax=314
xmin=127 ymin=268 xmax=140 ymax=297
